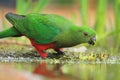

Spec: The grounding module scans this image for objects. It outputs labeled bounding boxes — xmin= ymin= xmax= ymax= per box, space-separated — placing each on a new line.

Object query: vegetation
xmin=16 ymin=0 xmax=49 ymax=14
xmin=79 ymin=0 xmax=120 ymax=51
xmin=113 ymin=0 xmax=120 ymax=48
xmin=79 ymin=0 xmax=88 ymax=26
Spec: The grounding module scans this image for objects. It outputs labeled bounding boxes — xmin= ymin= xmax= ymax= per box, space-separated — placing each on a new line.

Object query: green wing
xmin=8 ymin=13 xmax=74 ymax=44
xmin=15 ymin=14 xmax=62 ymax=44
xmin=24 ymin=23 xmax=61 ymax=44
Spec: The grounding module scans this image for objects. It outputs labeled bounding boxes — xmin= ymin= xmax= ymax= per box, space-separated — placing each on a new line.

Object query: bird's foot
xmin=37 ymin=51 xmax=47 ymax=59
xmin=47 ymin=49 xmax=65 ymax=59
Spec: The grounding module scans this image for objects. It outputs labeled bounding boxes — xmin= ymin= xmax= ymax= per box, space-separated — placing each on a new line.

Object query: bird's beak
xmin=88 ymin=36 xmax=96 ymax=45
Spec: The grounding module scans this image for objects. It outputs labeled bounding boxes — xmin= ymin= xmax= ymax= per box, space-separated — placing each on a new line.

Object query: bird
xmin=0 ymin=13 xmax=96 ymax=58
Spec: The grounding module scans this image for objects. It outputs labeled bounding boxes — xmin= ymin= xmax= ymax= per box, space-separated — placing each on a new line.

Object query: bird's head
xmin=73 ymin=26 xmax=96 ymax=45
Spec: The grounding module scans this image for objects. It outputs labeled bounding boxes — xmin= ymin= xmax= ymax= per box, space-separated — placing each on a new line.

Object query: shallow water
xmin=0 ymin=60 xmax=120 ymax=80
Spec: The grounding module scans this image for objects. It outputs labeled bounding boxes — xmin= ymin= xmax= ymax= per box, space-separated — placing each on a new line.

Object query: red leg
xmin=29 ymin=39 xmax=56 ymax=58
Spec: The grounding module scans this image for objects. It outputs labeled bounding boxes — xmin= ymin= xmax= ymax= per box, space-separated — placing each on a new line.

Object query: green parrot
xmin=0 ymin=13 xmax=96 ymax=58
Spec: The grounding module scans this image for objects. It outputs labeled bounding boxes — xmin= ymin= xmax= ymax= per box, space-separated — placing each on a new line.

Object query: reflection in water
xmin=32 ymin=62 xmax=120 ymax=80
xmin=33 ymin=63 xmax=62 ymax=77
xmin=1 ymin=62 xmax=120 ymax=80
xmin=33 ymin=62 xmax=79 ymax=80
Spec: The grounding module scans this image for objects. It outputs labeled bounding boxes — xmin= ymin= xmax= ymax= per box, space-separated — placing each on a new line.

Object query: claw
xmin=47 ymin=49 xmax=65 ymax=59
xmin=38 ymin=51 xmax=47 ymax=58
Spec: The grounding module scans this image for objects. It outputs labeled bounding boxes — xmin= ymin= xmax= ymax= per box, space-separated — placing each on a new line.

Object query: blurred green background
xmin=0 ymin=0 xmax=119 ymax=50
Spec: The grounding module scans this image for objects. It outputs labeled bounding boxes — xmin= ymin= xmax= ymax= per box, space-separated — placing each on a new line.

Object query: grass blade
xmin=79 ymin=0 xmax=88 ymax=26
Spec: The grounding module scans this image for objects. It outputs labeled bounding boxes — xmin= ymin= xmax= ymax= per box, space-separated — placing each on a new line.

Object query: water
xmin=0 ymin=58 xmax=120 ymax=80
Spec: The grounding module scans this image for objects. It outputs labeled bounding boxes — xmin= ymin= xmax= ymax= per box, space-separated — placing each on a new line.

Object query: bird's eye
xmin=84 ymin=32 xmax=88 ymax=36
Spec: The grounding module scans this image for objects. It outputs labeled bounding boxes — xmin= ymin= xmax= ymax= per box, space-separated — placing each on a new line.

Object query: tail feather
xmin=0 ymin=27 xmax=21 ymax=38
xmin=5 ymin=13 xmax=25 ymax=25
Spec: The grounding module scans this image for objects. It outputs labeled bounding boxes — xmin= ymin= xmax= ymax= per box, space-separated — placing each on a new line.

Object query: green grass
xmin=79 ymin=0 xmax=120 ymax=49
xmin=113 ymin=0 xmax=120 ymax=48
xmin=94 ymin=0 xmax=107 ymax=47
xmin=32 ymin=0 xmax=49 ymax=12
xmin=79 ymin=0 xmax=88 ymax=26
xmin=16 ymin=0 xmax=49 ymax=14
xmin=16 ymin=0 xmax=31 ymax=14
xmin=95 ymin=0 xmax=107 ymax=39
